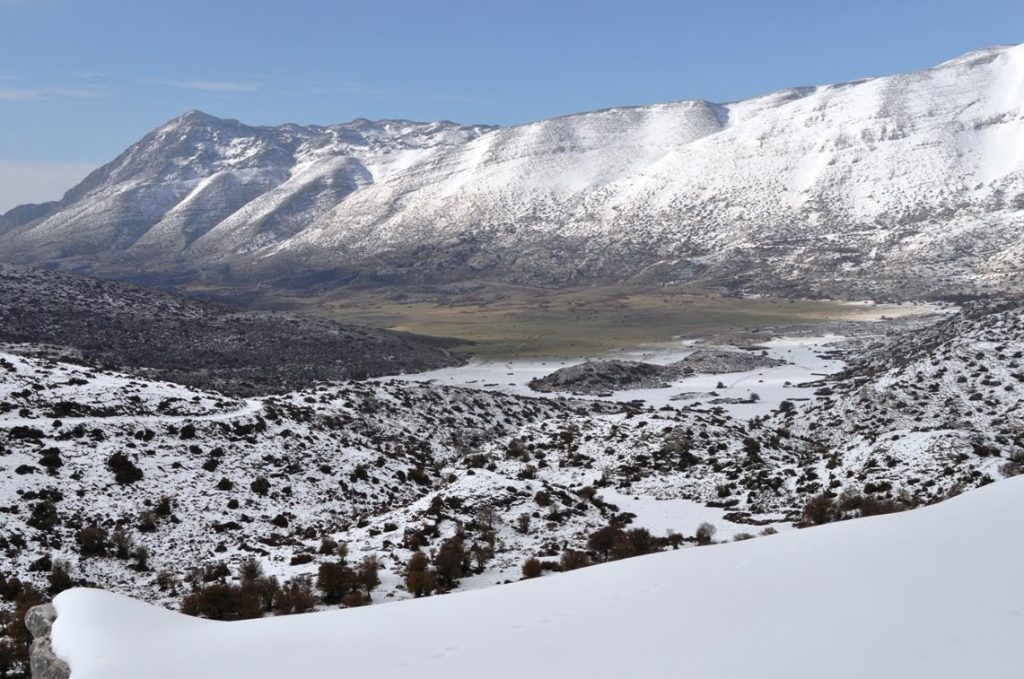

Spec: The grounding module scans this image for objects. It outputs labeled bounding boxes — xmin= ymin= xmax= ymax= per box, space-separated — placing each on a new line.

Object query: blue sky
xmin=0 ymin=0 xmax=1022 ymax=209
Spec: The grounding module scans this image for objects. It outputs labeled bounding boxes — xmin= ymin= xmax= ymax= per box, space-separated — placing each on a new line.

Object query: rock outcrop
xmin=670 ymin=348 xmax=786 ymax=375
xmin=527 ymin=360 xmax=677 ymax=394
xmin=26 ymin=604 xmax=70 ymax=679
xmin=528 ymin=349 xmax=786 ymax=394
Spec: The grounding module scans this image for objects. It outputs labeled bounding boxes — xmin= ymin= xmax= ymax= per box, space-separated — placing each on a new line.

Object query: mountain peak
xmin=177 ymin=109 xmax=220 ymax=123
xmin=164 ymin=109 xmax=245 ymax=132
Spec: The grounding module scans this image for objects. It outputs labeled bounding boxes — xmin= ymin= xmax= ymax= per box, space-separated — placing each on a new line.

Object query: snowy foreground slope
xmin=51 ymin=476 xmax=1024 ymax=679
xmin=2 ymin=44 xmax=1023 ymax=297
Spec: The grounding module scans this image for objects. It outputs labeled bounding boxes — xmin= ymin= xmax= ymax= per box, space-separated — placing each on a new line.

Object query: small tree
xmin=612 ymin=527 xmax=657 ymax=560
xmin=588 ymin=525 xmax=622 ymax=561
xmin=77 ymin=524 xmax=109 ymax=557
xmin=250 ymin=477 xmax=271 ymax=496
xmin=695 ymin=522 xmax=717 ymax=546
xmin=434 ymin=535 xmax=466 ymax=590
xmin=48 ymin=560 xmax=74 ymax=595
xmin=356 ymin=556 xmax=381 ymax=597
xmin=273 ymin=576 xmax=316 ymax=615
xmin=112 ymin=528 xmax=134 ymax=559
xmin=107 ymin=452 xmax=143 ymax=485
xmin=474 ymin=504 xmax=498 ymax=530
xmin=181 ymin=583 xmax=241 ymax=620
xmin=317 ymin=562 xmax=355 ymax=605
xmin=127 ymin=545 xmax=147 ymax=571
xmin=803 ymin=494 xmax=836 ymax=525
xmin=405 ymin=551 xmax=436 ymax=598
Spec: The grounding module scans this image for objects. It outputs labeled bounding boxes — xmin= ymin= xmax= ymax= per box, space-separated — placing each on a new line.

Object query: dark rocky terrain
xmin=528 ymin=350 xmax=786 ymax=394
xmin=672 ymin=348 xmax=785 ymax=374
xmin=528 ymin=360 xmax=677 ymax=394
xmin=0 ymin=264 xmax=464 ymax=396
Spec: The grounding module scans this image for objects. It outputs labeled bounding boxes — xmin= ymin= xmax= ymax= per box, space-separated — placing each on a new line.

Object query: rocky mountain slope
xmin=2 ymin=45 xmax=1024 ymax=298
xmin=0 ymin=264 xmax=463 ymax=395
xmin=754 ymin=299 xmax=1024 ymax=513
xmin=0 ymin=114 xmax=494 ymax=287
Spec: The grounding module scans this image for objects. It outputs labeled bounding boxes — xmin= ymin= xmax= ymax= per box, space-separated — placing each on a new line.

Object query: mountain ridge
xmin=2 ymin=43 xmax=1023 ymax=298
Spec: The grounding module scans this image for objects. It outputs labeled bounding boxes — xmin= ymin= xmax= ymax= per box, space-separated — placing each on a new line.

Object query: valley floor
xmin=386 ymin=334 xmax=846 ymax=417
xmin=283 ymin=285 xmax=936 ymax=357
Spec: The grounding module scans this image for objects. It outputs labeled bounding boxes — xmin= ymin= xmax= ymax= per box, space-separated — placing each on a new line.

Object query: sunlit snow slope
xmin=51 ymin=477 xmax=1024 ymax=679
xmin=2 ymin=44 xmax=1023 ymax=297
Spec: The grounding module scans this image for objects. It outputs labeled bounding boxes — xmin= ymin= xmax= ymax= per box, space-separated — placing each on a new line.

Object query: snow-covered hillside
xmin=48 ymin=474 xmax=1024 ymax=679
xmin=0 ymin=348 xmax=760 ymax=611
xmin=767 ymin=299 xmax=1024 ymax=504
xmin=2 ymin=44 xmax=1023 ymax=297
xmin=3 ymin=301 xmax=1021 ymax=623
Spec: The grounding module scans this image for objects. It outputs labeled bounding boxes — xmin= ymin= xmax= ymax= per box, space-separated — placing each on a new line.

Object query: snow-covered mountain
xmin=3 ymin=44 xmax=1023 ymax=298
xmin=0 ymin=114 xmax=495 ymax=284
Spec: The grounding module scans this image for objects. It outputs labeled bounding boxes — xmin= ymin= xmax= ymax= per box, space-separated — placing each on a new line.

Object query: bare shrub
xmin=521 ymin=557 xmax=543 ymax=579
xmin=695 ymin=522 xmax=717 ymax=546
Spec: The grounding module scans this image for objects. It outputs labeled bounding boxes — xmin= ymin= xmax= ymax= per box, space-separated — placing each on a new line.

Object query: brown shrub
xmin=560 ymin=549 xmax=590 ymax=571
xmin=521 ymin=557 xmax=543 ymax=579
xmin=802 ymin=494 xmax=837 ymax=526
xmin=273 ymin=576 xmax=316 ymax=615
xmin=317 ymin=562 xmax=355 ymax=604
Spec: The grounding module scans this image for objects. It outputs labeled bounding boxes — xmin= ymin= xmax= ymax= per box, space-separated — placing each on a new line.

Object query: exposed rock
xmin=670 ymin=391 xmax=706 ymax=401
xmin=670 ymin=348 xmax=786 ymax=375
xmin=529 ymin=349 xmax=787 ymax=395
xmin=528 ymin=360 xmax=676 ymax=394
xmin=27 ymin=603 xmax=70 ymax=679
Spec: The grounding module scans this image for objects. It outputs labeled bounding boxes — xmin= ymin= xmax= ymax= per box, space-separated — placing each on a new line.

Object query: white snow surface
xmin=386 ymin=335 xmax=844 ymax=418
xmin=51 ymin=475 xmax=1024 ymax=679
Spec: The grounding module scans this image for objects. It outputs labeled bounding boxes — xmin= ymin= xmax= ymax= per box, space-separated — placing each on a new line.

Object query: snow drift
xmin=49 ymin=476 xmax=1024 ymax=679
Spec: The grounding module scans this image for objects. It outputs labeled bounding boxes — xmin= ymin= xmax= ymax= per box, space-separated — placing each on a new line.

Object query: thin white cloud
xmin=0 ymin=85 xmax=106 ymax=101
xmin=0 ymin=161 xmax=96 ymax=213
xmin=145 ymin=78 xmax=262 ymax=93
xmin=318 ymin=80 xmax=477 ymax=103
xmin=425 ymin=93 xmax=479 ymax=103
